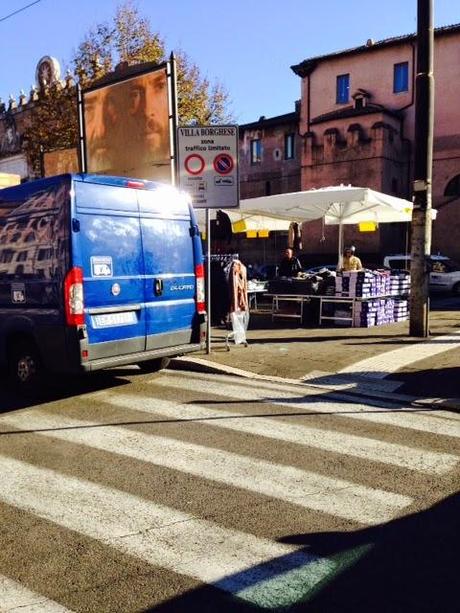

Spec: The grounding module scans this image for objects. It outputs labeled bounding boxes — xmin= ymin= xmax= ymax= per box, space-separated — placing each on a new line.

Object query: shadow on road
xmin=392 ymin=366 xmax=460 ymax=398
xmin=141 ymin=493 xmax=459 ymax=613
xmin=283 ymin=492 xmax=460 ymax=612
xmin=0 ymin=368 xmax=138 ymax=414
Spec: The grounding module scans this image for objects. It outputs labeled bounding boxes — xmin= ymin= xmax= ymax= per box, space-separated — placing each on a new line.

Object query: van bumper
xmin=80 ymin=342 xmax=203 ymax=372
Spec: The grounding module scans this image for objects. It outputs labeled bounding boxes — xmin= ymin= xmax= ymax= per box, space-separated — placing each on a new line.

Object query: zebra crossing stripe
xmin=0 ymin=412 xmax=411 ymax=524
xmin=113 ymin=390 xmax=458 ymax=474
xmin=155 ymin=373 xmax=460 ymax=439
xmin=227 ymin=543 xmax=373 ymax=609
xmin=0 ymin=455 xmax=358 ymax=609
xmin=338 ymin=330 xmax=460 ymax=378
xmin=0 ymin=574 xmax=73 ymax=612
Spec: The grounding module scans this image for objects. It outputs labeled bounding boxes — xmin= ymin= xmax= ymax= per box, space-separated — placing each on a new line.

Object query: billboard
xmin=82 ymin=65 xmax=172 ymax=182
xmin=43 ymin=148 xmax=79 ymax=176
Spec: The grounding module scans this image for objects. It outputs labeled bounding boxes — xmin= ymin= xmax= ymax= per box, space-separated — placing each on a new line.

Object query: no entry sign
xmin=185 ymin=154 xmax=205 ymax=175
xmin=177 ymin=125 xmax=239 ymax=208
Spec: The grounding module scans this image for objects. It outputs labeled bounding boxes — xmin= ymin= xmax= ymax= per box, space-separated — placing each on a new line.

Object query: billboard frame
xmin=78 ymin=58 xmax=177 ymax=183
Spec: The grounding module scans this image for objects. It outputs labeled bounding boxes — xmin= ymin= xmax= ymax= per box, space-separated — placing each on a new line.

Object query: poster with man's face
xmin=83 ymin=67 xmax=172 ymax=183
xmin=44 ymin=148 xmax=79 ymax=176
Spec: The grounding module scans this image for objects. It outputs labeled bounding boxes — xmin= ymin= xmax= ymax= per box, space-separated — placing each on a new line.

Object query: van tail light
xmin=195 ymin=263 xmax=206 ymax=314
xmin=64 ymin=267 xmax=85 ymax=326
xmin=125 ymin=180 xmax=146 ymax=189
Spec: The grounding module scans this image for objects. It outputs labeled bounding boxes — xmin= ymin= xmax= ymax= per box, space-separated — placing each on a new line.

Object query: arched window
xmin=444 ymin=175 xmax=460 ymax=196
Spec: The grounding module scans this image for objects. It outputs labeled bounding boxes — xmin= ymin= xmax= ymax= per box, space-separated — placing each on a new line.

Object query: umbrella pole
xmin=337 ymin=220 xmax=344 ymax=270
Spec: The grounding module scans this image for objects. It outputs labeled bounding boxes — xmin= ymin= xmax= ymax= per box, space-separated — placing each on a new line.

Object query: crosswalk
xmin=0 ymin=369 xmax=458 ymax=612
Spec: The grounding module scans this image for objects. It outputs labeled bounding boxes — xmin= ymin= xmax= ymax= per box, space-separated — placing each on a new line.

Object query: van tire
xmin=8 ymin=339 xmax=41 ymax=389
xmin=137 ymin=357 xmax=170 ymax=373
xmin=452 ymin=282 xmax=460 ymax=296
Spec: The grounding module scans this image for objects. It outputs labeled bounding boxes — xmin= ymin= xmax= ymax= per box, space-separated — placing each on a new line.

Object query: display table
xmin=248 ymin=288 xmax=268 ymax=310
xmin=265 ymin=293 xmax=409 ymax=327
xmin=266 ymin=293 xmax=315 ymax=322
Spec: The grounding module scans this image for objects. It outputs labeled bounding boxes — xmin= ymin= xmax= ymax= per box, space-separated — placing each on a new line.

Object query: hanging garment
xmin=228 ymin=260 xmax=249 ymax=313
xmin=210 ymin=260 xmax=230 ymax=325
xmin=227 ymin=259 xmax=249 ymax=345
xmin=288 ymin=222 xmax=302 ymax=251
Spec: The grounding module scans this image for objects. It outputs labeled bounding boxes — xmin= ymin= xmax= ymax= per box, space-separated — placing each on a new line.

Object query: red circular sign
xmin=213 ymin=153 xmax=234 ymax=175
xmin=184 ymin=154 xmax=205 ymax=175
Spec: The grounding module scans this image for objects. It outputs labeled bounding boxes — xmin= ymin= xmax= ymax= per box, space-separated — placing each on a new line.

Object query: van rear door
xmin=137 ymin=186 xmax=197 ymax=351
xmin=73 ymin=180 xmax=146 ymax=357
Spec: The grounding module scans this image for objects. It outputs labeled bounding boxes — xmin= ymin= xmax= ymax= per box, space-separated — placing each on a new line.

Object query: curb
xmin=170 ymin=356 xmax=460 ymax=413
xmin=169 ymin=356 xmax=460 ymax=413
xmin=411 ymin=397 xmax=460 ymax=412
xmin=170 ymin=356 xmax=301 ymax=385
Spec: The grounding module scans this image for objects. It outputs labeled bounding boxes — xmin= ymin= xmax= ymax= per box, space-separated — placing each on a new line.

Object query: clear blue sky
xmin=1 ymin=0 xmax=458 ymax=124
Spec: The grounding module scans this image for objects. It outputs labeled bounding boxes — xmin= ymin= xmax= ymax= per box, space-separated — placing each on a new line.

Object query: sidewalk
xmin=174 ymin=305 xmax=460 ymax=406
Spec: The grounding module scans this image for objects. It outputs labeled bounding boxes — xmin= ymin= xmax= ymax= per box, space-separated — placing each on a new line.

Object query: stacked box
xmin=393 ymin=298 xmax=409 ymax=322
xmin=353 ymin=299 xmax=383 ymax=327
xmin=332 ymin=270 xmax=411 ymax=327
xmin=336 ymin=270 xmax=411 ymax=298
xmin=391 ymin=271 xmax=410 ymax=296
xmin=351 ymin=298 xmax=397 ymax=327
xmin=388 ymin=271 xmax=411 ymax=296
xmin=336 ymin=270 xmax=387 ymax=297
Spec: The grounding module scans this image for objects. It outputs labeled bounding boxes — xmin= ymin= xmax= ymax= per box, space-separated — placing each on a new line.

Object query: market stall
xmin=195 ymin=185 xmax=436 ymax=331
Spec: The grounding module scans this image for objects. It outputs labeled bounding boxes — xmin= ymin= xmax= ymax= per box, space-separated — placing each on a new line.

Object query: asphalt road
xmin=0 ymin=368 xmax=458 ymax=612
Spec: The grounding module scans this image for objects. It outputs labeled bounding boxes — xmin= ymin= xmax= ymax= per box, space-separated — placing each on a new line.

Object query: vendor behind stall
xmin=340 ymin=245 xmax=363 ymax=271
xmin=278 ymin=248 xmax=302 ymax=277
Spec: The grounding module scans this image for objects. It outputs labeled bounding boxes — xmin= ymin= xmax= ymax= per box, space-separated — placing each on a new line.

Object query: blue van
xmin=0 ymin=174 xmax=206 ymax=387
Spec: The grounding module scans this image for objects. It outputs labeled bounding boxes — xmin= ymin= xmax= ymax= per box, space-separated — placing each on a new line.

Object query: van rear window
xmin=75 ymin=183 xmax=138 ymax=213
xmin=138 ymin=187 xmax=190 ymax=216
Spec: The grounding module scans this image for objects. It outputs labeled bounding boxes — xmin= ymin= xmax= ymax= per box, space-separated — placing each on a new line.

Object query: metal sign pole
xmin=168 ymin=52 xmax=178 ymax=187
xmin=206 ymin=208 xmax=212 ymax=354
xmin=77 ymin=83 xmax=87 ymax=173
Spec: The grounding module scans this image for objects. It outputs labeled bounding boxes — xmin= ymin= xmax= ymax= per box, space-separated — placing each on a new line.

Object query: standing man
xmin=341 ymin=246 xmax=363 ymax=271
xmin=278 ymin=248 xmax=302 ymax=277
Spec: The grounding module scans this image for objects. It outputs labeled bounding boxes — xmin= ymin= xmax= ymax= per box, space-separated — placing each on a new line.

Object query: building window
xmin=284 ymin=133 xmax=295 ymax=160
xmin=393 ymin=62 xmax=409 ymax=93
xmin=0 ymin=250 xmax=14 ymax=264
xmin=250 ymin=139 xmax=262 ymax=164
xmin=336 ymin=74 xmax=350 ymax=104
xmin=444 ymin=175 xmax=460 ymax=196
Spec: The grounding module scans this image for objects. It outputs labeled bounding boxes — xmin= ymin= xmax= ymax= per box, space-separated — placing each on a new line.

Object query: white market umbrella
xmin=193 ymin=208 xmax=290 ymax=233
xmin=194 ymin=185 xmax=436 ymax=262
xmin=235 ymin=186 xmax=428 ymax=264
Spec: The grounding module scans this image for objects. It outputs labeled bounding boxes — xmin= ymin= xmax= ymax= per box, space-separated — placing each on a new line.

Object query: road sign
xmin=177 ymin=125 xmax=239 ymax=208
xmin=213 ymin=153 xmax=234 ymax=175
xmin=184 ymin=154 xmax=205 ymax=176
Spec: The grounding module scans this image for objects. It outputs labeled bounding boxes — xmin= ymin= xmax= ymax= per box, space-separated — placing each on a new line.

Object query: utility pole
xmin=409 ymin=0 xmax=434 ymax=337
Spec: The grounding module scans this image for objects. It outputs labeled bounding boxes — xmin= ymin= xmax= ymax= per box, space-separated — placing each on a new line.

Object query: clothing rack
xmin=206 ymin=254 xmax=248 ymax=350
xmin=206 ymin=253 xmax=239 ymax=263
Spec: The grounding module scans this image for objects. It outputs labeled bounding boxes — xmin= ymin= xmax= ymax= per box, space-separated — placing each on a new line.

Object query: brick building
xmin=0 ymin=56 xmax=75 ymax=181
xmin=238 ymin=103 xmax=301 ymax=199
xmin=291 ymin=23 xmax=460 ymax=262
xmin=235 ymin=24 xmax=460 ymax=266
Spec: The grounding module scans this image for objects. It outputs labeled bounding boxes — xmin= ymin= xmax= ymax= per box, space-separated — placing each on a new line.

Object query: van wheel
xmin=9 ymin=340 xmax=41 ymax=389
xmin=137 ymin=357 xmax=170 ymax=373
xmin=452 ymin=282 xmax=460 ymax=296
